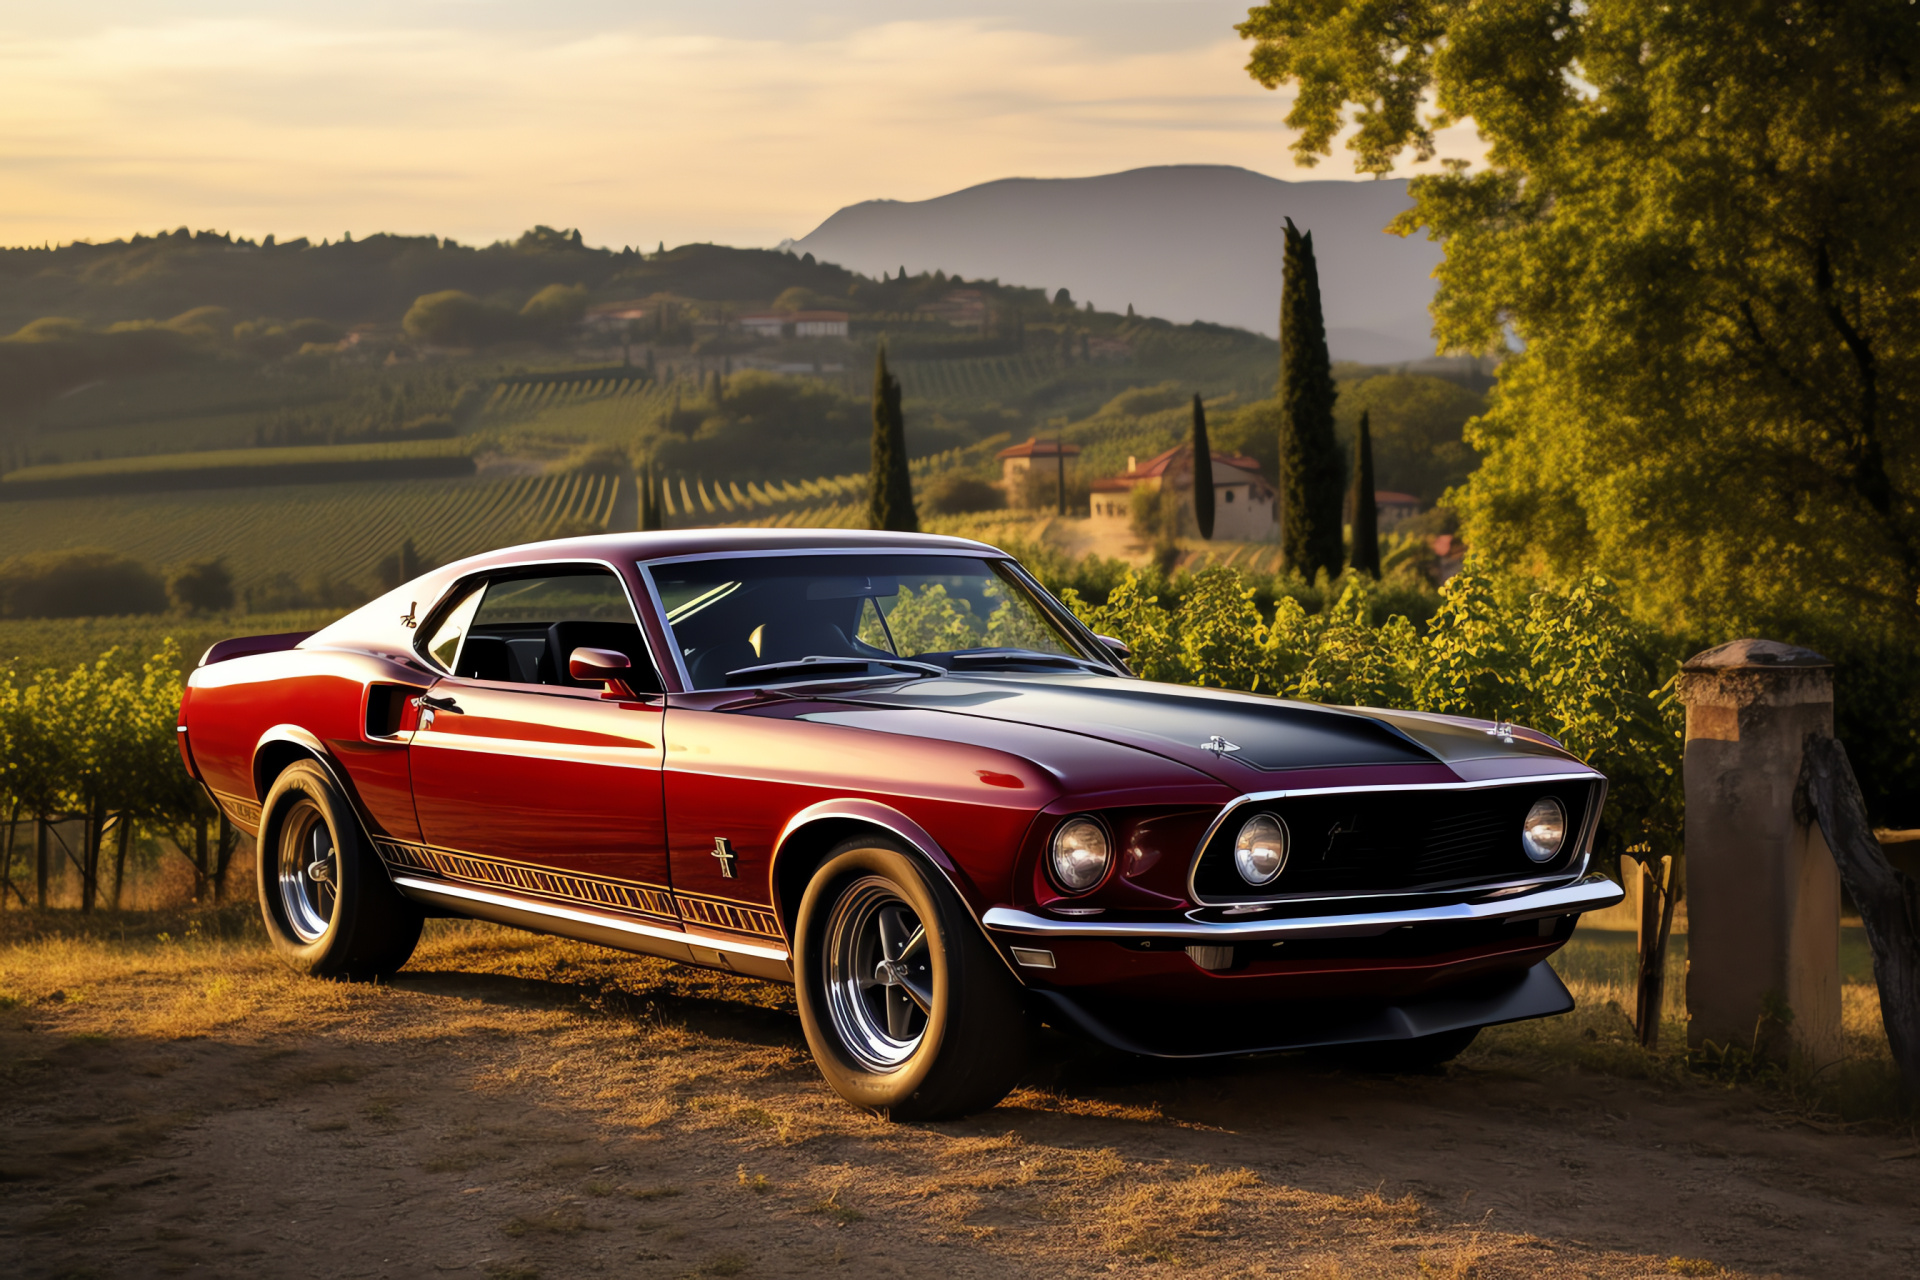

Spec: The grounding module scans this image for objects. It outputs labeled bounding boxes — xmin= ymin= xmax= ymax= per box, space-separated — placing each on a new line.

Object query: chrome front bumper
xmin=981 ymin=873 xmax=1623 ymax=943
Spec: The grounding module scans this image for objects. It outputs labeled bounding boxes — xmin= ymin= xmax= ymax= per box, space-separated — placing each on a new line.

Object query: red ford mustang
xmin=178 ymin=529 xmax=1621 ymax=1117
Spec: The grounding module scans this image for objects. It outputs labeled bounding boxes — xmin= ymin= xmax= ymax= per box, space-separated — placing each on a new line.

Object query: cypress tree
xmin=1191 ymin=393 xmax=1215 ymax=540
xmin=868 ymin=346 xmax=917 ymax=532
xmin=1349 ymin=409 xmax=1380 ymax=578
xmin=1278 ymin=216 xmax=1343 ymax=577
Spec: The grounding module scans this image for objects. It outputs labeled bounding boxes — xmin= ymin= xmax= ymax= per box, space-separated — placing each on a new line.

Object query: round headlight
xmin=1233 ymin=813 xmax=1289 ymax=886
xmin=1050 ymin=817 xmax=1111 ymax=891
xmin=1521 ymin=797 xmax=1568 ymax=863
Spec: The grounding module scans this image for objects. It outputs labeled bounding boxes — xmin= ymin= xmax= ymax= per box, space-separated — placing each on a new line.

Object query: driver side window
xmin=427 ymin=566 xmax=663 ymax=693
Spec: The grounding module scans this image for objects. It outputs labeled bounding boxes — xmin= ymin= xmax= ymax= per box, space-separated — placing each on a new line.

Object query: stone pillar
xmin=1678 ymin=639 xmax=1840 ymax=1066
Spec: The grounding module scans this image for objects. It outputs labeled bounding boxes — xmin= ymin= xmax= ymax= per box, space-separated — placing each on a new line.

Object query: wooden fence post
xmin=1676 ymin=639 xmax=1840 ymax=1067
xmin=1797 ymin=735 xmax=1920 ymax=1098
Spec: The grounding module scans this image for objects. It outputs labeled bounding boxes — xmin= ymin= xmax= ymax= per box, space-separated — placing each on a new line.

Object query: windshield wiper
xmin=723 ymin=654 xmax=945 ymax=686
xmin=944 ymin=648 xmax=1112 ymax=673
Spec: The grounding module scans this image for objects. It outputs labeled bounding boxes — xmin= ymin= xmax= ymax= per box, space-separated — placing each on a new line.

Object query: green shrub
xmin=402 ymin=290 xmax=521 ymax=348
xmin=0 ymin=549 xmax=168 ymax=619
xmin=920 ymin=473 xmax=1004 ymax=516
xmin=165 ymin=558 xmax=233 ymax=615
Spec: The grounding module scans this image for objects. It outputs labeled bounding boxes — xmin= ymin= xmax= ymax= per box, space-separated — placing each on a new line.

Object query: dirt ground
xmin=1 ymin=918 xmax=1914 ymax=1280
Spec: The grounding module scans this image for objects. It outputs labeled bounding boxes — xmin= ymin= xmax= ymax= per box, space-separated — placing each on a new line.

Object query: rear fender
xmin=250 ymin=726 xmax=382 ymax=857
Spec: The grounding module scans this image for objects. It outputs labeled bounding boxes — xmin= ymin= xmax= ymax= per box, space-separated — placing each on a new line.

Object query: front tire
xmin=794 ymin=838 xmax=1027 ymax=1120
xmin=257 ymin=760 xmax=423 ymax=980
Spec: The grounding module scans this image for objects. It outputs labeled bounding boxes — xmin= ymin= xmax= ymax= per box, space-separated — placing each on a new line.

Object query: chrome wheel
xmin=823 ymin=876 xmax=934 ymax=1070
xmin=278 ymin=799 xmax=337 ymax=943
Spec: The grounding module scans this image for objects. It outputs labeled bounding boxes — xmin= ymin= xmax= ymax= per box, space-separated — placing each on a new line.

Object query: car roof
xmin=437 ymin=527 xmax=1007 ymax=578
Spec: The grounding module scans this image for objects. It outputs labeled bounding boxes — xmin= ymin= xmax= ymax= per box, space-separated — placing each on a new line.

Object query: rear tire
xmin=256 ymin=760 xmax=423 ymax=980
xmin=1325 ymin=1025 xmax=1480 ymax=1073
xmin=794 ymin=838 xmax=1027 ymax=1120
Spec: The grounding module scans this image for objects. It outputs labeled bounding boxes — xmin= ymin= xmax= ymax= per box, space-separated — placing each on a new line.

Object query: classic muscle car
xmin=177 ymin=529 xmax=1622 ymax=1118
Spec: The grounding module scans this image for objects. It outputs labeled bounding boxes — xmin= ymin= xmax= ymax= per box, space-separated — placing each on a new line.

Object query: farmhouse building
xmin=742 ymin=311 xmax=850 ymax=339
xmin=1089 ymin=444 xmax=1276 ymax=542
xmin=792 ymin=311 xmax=849 ymax=338
xmin=1374 ymin=490 xmax=1421 ymax=530
xmin=996 ymin=437 xmax=1081 ymax=492
xmin=924 ymin=290 xmax=988 ymax=329
xmin=583 ymin=300 xmax=649 ymax=331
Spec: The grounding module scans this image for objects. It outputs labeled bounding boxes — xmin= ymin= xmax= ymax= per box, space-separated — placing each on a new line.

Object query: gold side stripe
xmin=376 ymin=841 xmax=677 ymax=918
xmin=678 ymin=894 xmax=782 ymax=940
xmin=213 ymin=791 xmax=262 ymax=829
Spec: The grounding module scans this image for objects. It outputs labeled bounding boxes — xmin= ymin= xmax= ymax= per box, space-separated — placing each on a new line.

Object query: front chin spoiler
xmin=1029 ymin=960 xmax=1574 ymax=1060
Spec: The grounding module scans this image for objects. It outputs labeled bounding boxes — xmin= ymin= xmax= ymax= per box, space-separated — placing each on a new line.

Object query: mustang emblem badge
xmin=1200 ymin=736 xmax=1241 ymax=755
xmin=710 ymin=836 xmax=739 ymax=879
xmin=399 ymin=601 xmax=418 ymax=629
xmin=1485 ymin=719 xmax=1515 ymax=744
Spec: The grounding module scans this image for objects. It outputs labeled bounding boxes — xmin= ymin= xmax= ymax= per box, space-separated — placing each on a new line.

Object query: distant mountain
xmin=788 ymin=165 xmax=1442 ymax=363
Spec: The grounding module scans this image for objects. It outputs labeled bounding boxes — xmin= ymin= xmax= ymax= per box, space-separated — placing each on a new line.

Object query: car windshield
xmin=645 ymin=554 xmax=1093 ymax=688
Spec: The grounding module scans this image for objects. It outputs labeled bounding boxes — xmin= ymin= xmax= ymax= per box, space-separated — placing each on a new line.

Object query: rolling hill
xmin=787 ymin=166 xmax=1443 ymax=363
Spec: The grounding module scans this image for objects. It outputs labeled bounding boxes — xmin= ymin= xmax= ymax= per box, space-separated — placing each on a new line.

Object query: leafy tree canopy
xmin=1238 ymin=0 xmax=1920 ymax=646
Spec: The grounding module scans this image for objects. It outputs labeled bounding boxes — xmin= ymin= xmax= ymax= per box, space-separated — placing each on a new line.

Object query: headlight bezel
xmin=1520 ymin=796 xmax=1569 ymax=863
xmin=1231 ymin=812 xmax=1290 ymax=886
xmin=1047 ymin=814 xmax=1114 ymax=894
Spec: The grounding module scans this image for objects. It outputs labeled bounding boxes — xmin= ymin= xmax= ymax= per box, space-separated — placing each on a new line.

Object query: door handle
xmin=413 ymin=694 xmax=463 ymax=714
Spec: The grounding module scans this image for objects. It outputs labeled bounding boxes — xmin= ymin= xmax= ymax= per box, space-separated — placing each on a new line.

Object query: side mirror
xmin=569 ymin=647 xmax=635 ymax=696
xmin=1095 ymin=634 xmax=1132 ymax=662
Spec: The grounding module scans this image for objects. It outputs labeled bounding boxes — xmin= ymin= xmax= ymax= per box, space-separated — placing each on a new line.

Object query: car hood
xmin=830 ymin=672 xmax=1582 ymax=783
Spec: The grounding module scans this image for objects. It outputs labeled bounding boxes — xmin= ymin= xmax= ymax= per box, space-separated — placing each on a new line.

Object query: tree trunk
xmin=80 ymin=796 xmax=105 ymax=914
xmin=213 ymin=813 xmax=236 ymax=903
xmin=1796 ymin=733 xmax=1920 ymax=1098
xmin=193 ymin=815 xmax=210 ymax=903
xmin=111 ymin=816 xmax=132 ymax=911
xmin=1633 ymin=855 xmax=1680 ymax=1049
xmin=36 ymin=816 xmax=49 ymax=909
xmin=0 ymin=803 xmax=17 ymax=909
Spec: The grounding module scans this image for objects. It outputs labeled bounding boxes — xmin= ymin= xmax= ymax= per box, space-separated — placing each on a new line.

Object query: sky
xmin=0 ymin=2 xmax=1485 ymax=251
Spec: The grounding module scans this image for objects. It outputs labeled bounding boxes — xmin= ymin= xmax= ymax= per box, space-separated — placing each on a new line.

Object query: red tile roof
xmin=1121 ymin=444 xmax=1264 ymax=479
xmin=997 ymin=436 xmax=1082 ymax=459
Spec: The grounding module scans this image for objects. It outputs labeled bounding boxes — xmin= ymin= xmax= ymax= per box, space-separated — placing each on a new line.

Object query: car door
xmin=404 ymin=564 xmax=675 ymax=922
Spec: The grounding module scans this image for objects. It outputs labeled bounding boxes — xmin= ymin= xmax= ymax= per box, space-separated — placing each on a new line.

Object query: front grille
xmin=1189 ymin=779 xmax=1597 ymax=904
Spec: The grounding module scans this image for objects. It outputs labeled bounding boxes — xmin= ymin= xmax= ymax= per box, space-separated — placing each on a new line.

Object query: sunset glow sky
xmin=2 ymin=2 xmax=1485 ymax=250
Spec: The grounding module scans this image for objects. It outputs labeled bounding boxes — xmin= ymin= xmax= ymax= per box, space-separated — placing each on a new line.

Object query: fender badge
xmin=1485 ymin=719 xmax=1515 ymax=744
xmin=710 ymin=836 xmax=739 ymax=878
xmin=1200 ymin=736 xmax=1241 ymax=755
xmin=400 ymin=601 xmax=418 ymax=629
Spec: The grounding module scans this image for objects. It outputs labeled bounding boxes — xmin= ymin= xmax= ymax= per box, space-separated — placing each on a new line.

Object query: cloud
xmin=0 ymin=11 xmax=1487 ymax=249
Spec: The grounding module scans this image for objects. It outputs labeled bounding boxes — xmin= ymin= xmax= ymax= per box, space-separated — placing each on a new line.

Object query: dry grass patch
xmin=625 ymin=1184 xmax=683 ymax=1201
xmin=805 ymin=1186 xmax=863 ymax=1224
xmin=500 ymin=1208 xmax=594 ymax=1237
xmin=685 ymin=1091 xmax=822 ymax=1144
xmin=0 ymin=934 xmax=366 ymax=1041
xmin=1098 ymin=1165 xmax=1262 ymax=1262
xmin=1001 ymin=1085 xmax=1184 ymax=1126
